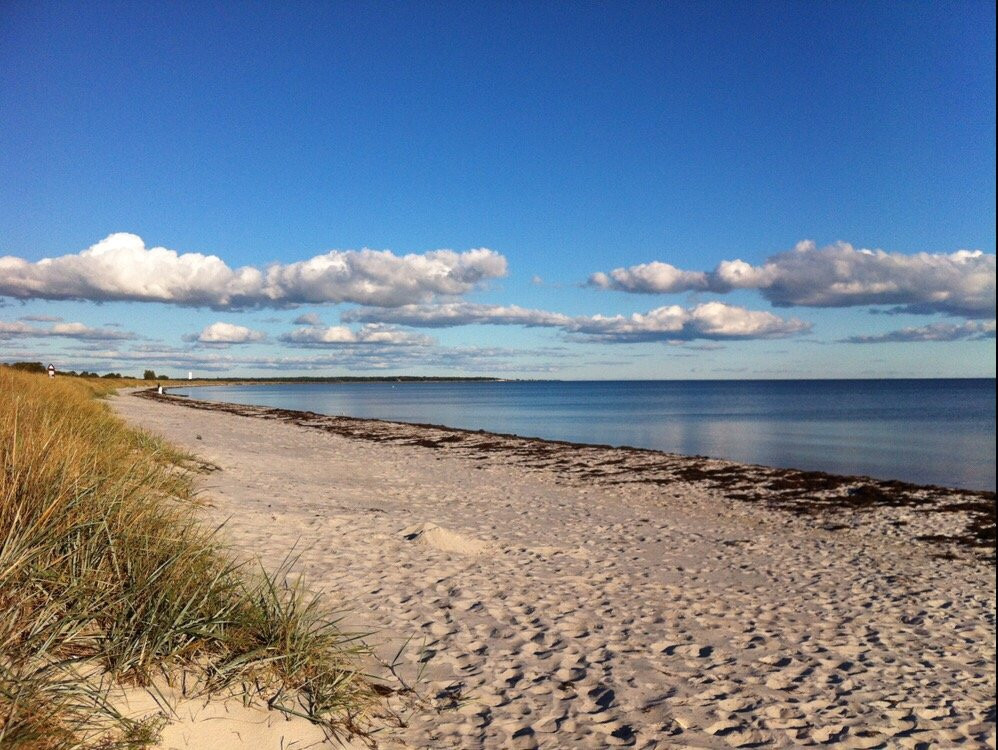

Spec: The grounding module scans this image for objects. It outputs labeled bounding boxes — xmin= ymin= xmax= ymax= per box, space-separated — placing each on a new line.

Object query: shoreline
xmin=110 ymin=389 xmax=997 ymax=748
xmin=145 ymin=388 xmax=995 ymax=562
xmin=162 ymin=379 xmax=996 ymax=495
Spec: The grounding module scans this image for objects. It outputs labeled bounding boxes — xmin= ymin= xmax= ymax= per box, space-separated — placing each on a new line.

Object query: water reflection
xmin=172 ymin=380 xmax=996 ymax=491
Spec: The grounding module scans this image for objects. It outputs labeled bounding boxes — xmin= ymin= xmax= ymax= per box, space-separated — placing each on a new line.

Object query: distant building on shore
xmin=188 ymin=371 xmax=193 ymax=380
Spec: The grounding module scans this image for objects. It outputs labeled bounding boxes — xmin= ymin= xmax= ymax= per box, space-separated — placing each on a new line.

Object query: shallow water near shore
xmin=172 ymin=378 xmax=995 ymax=491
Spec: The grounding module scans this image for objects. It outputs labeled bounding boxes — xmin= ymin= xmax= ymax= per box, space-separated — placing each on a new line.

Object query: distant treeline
xmin=2 ymin=362 xmax=127 ymax=378
xmin=187 ymin=375 xmax=506 ymax=383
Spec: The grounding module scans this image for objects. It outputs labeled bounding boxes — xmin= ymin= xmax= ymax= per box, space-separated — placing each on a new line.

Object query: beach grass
xmin=0 ymin=368 xmax=376 ymax=748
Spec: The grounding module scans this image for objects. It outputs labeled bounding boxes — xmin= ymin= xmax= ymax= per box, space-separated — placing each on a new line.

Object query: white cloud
xmin=735 ymin=242 xmax=995 ymax=317
xmin=0 ymin=233 xmax=508 ymax=309
xmin=345 ymin=301 xmax=809 ymax=342
xmin=588 ymin=241 xmax=996 ymax=318
xmin=343 ymin=302 xmax=572 ymax=328
xmin=40 ymin=342 xmax=551 ymax=374
xmin=712 ymin=258 xmax=777 ymax=290
xmin=188 ymin=322 xmax=266 ymax=345
xmin=842 ymin=319 xmax=996 ymax=343
xmin=278 ymin=324 xmax=432 ymax=346
xmin=292 ymin=312 xmax=322 ymax=325
xmin=589 ymin=261 xmax=709 ymax=294
xmin=0 ymin=319 xmax=136 ymax=341
xmin=265 ymin=246 xmax=506 ymax=308
xmin=49 ymin=322 xmax=137 ymax=340
xmin=0 ymin=321 xmax=38 ymax=338
xmin=563 ymin=302 xmax=809 ymax=342
xmin=19 ymin=314 xmax=64 ymax=322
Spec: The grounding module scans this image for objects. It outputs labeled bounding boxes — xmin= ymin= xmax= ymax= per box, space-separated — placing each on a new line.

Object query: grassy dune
xmin=0 ymin=368 xmax=376 ymax=748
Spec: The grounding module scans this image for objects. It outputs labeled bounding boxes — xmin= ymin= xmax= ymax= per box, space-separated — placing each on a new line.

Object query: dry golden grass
xmin=0 ymin=368 xmax=376 ymax=748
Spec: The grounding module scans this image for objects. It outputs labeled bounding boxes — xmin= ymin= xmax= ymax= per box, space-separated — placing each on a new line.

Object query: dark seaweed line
xmin=139 ymin=389 xmax=995 ymax=563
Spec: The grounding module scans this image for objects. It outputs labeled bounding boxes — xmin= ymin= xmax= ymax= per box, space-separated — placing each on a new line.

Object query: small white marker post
xmin=47 ymin=364 xmax=55 ymax=378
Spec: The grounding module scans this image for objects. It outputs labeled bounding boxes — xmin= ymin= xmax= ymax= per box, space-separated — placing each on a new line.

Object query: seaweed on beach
xmin=139 ymin=389 xmax=996 ymax=563
xmin=656 ymin=458 xmax=995 ymax=559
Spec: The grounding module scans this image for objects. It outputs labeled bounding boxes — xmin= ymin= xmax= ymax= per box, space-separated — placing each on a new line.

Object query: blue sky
xmin=1 ymin=1 xmax=994 ymax=378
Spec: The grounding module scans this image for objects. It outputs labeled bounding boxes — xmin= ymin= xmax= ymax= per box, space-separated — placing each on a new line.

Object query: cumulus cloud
xmin=734 ymin=242 xmax=995 ymax=316
xmin=0 ymin=319 xmax=136 ymax=341
xmin=842 ymin=320 xmax=996 ymax=344
xmin=563 ymin=302 xmax=809 ymax=342
xmin=589 ymin=261 xmax=709 ymax=294
xmin=186 ymin=322 xmax=266 ymax=345
xmin=0 ymin=233 xmax=508 ymax=310
xmin=588 ymin=241 xmax=996 ymax=318
xmin=345 ymin=301 xmax=809 ymax=342
xmin=292 ymin=312 xmax=322 ymax=325
xmin=279 ymin=323 xmax=432 ymax=347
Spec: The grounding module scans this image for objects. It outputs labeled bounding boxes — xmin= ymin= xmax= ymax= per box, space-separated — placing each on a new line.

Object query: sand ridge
xmin=111 ymin=391 xmax=997 ymax=749
xmin=401 ymin=522 xmax=489 ymax=555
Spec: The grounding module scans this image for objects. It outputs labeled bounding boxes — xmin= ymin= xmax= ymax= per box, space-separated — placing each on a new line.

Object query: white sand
xmin=116 ymin=686 xmax=355 ymax=750
xmin=111 ymin=392 xmax=996 ymax=749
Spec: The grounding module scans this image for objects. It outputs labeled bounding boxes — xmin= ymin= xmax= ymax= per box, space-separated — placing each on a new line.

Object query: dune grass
xmin=0 ymin=368 xmax=376 ymax=748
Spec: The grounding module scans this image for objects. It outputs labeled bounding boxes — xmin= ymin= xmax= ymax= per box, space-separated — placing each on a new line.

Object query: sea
xmin=171 ymin=379 xmax=996 ymax=492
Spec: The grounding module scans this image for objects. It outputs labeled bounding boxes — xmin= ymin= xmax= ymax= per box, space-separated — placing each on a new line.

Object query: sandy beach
xmin=110 ymin=390 xmax=996 ymax=749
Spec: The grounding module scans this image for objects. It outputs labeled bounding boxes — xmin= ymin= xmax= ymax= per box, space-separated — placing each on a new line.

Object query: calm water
xmin=172 ymin=379 xmax=996 ymax=491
